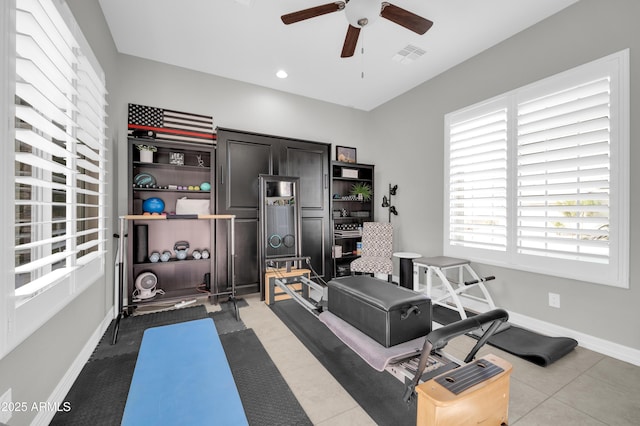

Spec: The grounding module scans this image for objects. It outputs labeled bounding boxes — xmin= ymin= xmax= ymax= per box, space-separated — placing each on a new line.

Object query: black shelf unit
xmin=127 ymin=137 xmax=216 ymax=307
xmin=330 ymin=161 xmax=374 ymax=277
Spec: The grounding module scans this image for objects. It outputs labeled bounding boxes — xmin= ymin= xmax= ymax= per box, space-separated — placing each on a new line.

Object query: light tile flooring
xmin=207 ymin=293 xmax=640 ymax=425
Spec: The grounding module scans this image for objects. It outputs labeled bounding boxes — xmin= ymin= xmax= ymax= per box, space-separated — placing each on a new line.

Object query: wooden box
xmin=264 ymin=268 xmax=311 ymax=305
xmin=416 ymin=354 xmax=512 ymax=426
xmin=341 ymin=168 xmax=359 ymax=178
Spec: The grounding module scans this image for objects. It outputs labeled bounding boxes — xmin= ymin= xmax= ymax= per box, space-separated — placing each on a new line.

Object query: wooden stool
xmin=264 ymin=268 xmax=311 ymax=305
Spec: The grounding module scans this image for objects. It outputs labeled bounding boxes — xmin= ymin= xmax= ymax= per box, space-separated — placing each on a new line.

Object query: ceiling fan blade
xmin=380 ymin=2 xmax=433 ymax=35
xmin=341 ymin=25 xmax=361 ymax=58
xmin=281 ymin=2 xmax=345 ymax=25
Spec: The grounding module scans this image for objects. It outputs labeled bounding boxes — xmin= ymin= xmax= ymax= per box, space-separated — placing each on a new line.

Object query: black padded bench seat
xmin=328 ymin=276 xmax=432 ymax=347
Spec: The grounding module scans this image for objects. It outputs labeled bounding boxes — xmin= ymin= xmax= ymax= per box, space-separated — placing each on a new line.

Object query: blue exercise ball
xmin=143 ymin=197 xmax=165 ymax=213
xmin=200 ymin=182 xmax=211 ymax=191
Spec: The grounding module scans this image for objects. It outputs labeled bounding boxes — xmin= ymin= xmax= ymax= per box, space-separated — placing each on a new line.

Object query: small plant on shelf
xmin=350 ymin=182 xmax=372 ymax=201
xmin=136 ymin=144 xmax=157 ymax=152
xmin=137 ymin=144 xmax=157 ymax=163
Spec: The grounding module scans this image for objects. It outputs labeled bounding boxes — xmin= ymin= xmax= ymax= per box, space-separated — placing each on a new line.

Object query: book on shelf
xmin=334 ymin=230 xmax=362 ymax=237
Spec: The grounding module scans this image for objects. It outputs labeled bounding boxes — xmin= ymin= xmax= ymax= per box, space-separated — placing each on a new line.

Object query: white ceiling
xmin=98 ymin=0 xmax=578 ymax=111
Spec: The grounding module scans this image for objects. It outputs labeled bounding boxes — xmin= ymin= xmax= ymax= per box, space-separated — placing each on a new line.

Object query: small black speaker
xmin=132 ymin=129 xmax=156 ymax=139
xmin=204 ymin=272 xmax=211 ymax=291
xmin=134 ymin=225 xmax=148 ymax=263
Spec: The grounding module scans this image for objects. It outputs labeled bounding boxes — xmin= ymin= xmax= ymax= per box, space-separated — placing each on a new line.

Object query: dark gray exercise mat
xmin=432 ymin=305 xmax=577 ymax=366
xmin=53 ymin=302 xmax=311 ymax=426
xmin=209 ymin=298 xmax=249 ymax=334
xmin=50 ymin=352 xmax=138 ymax=425
xmin=91 ymin=304 xmax=209 ymax=360
xmin=220 ymin=328 xmax=312 ymax=426
xmin=271 ymin=299 xmax=417 ymax=426
xmin=487 ymin=324 xmax=578 ymax=366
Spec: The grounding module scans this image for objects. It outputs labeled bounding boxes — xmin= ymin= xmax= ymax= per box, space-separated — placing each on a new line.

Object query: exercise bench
xmin=412 ymin=256 xmax=497 ymax=320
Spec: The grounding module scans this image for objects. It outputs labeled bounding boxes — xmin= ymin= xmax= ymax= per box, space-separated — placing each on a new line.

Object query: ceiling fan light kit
xmin=281 ymin=1 xmax=433 ymax=58
xmin=345 ymin=0 xmax=381 ymax=28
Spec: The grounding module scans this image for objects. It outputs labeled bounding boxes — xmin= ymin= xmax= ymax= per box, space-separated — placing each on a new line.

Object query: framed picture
xmin=336 ymin=146 xmax=357 ymax=163
xmin=169 ymin=152 xmax=185 ymax=165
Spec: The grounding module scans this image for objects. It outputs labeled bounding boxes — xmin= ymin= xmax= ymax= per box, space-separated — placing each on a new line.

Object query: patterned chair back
xmin=361 ymin=222 xmax=393 ymax=258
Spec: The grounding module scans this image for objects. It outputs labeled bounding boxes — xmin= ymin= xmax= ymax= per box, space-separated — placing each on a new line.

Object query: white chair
xmin=350 ymin=222 xmax=393 ymax=281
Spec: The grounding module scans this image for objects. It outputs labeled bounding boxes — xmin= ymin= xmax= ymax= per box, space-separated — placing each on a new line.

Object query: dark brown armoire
xmin=215 ymin=128 xmax=331 ymax=296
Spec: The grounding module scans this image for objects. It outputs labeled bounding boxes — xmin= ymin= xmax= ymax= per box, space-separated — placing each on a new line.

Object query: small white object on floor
xmin=174 ymin=299 xmax=197 ymax=309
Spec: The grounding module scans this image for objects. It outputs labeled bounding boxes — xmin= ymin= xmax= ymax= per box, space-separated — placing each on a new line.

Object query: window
xmin=444 ymin=50 xmax=629 ymax=288
xmin=1 ymin=0 xmax=108 ymax=358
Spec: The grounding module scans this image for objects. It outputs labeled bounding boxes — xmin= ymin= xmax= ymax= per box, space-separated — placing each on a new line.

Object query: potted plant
xmin=137 ymin=144 xmax=157 ymax=163
xmin=350 ymin=182 xmax=372 ymax=201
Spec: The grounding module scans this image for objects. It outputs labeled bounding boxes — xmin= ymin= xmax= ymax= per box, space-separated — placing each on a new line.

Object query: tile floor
xmin=208 ymin=293 xmax=640 ymax=425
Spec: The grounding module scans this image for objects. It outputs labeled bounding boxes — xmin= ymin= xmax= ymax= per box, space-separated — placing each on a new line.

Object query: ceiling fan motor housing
xmin=345 ymin=0 xmax=381 ymax=28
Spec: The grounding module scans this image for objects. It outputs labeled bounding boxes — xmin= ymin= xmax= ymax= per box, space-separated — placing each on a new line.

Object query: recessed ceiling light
xmin=276 ymin=70 xmax=288 ymax=79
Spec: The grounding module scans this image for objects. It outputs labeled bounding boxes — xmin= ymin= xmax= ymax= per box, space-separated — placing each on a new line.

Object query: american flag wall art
xmin=128 ymin=103 xmax=216 ymax=144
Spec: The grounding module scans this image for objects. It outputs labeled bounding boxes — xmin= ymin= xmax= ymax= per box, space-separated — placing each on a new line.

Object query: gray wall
xmin=114 ymin=54 xmax=370 ymax=218
xmin=367 ymin=0 xmax=640 ymax=352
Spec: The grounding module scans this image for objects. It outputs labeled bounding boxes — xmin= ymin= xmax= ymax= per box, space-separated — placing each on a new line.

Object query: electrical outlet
xmin=548 ymin=292 xmax=561 ymax=308
xmin=0 ymin=388 xmax=12 ymax=423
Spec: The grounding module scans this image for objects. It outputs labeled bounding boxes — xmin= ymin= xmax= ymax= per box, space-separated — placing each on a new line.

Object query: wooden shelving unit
xmin=126 ymin=138 xmax=216 ymax=307
xmin=330 ymin=161 xmax=375 ymax=277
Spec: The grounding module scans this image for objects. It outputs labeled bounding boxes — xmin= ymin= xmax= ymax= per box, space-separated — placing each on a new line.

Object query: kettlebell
xmin=174 ymin=241 xmax=190 ymax=260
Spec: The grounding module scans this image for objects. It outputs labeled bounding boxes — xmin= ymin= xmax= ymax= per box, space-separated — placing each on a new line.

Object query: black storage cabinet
xmin=327 ymin=276 xmax=432 ymax=347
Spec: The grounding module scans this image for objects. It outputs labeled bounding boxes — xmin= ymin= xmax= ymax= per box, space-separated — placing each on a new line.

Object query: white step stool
xmin=412 ymin=256 xmax=497 ymax=320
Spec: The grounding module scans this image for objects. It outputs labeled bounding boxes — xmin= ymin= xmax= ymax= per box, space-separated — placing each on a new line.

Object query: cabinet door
xmin=216 ymin=129 xmax=278 ymax=294
xmin=279 ymin=140 xmax=330 ymax=280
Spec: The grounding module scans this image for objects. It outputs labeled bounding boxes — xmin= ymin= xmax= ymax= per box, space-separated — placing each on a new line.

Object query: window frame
xmin=0 ymin=0 xmax=108 ymax=360
xmin=443 ymin=50 xmax=629 ymax=288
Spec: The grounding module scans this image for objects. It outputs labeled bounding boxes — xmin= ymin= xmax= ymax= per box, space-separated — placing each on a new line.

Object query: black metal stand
xmin=111 ymin=215 xmax=238 ymax=344
xmin=111 ymin=224 xmax=127 ymax=344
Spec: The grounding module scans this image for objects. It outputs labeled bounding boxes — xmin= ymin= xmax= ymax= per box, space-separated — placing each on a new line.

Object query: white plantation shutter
xmin=517 ymin=77 xmax=611 ymax=264
xmin=448 ymin=105 xmax=508 ymax=252
xmin=445 ymin=50 xmax=629 ymax=287
xmin=13 ymin=0 xmax=108 ymax=303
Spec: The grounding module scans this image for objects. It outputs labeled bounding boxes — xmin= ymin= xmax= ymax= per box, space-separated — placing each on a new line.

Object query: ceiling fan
xmin=281 ymin=1 xmax=433 ymax=58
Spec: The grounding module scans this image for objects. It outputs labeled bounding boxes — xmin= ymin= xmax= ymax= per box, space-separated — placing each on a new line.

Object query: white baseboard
xmin=421 ymin=285 xmax=640 ymax=367
xmin=32 ymin=307 xmax=114 ymax=426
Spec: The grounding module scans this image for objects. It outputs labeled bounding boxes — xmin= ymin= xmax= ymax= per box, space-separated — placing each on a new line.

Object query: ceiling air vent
xmin=392 ymin=44 xmax=426 ymax=64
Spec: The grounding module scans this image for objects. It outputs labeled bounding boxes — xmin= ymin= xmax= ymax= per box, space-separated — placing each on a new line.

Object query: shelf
xmin=133 ymin=257 xmax=212 ymax=266
xmin=332 ymin=176 xmax=373 ymax=182
xmin=133 ymin=161 xmax=211 ymax=171
xmin=133 ymin=188 xmax=211 ymax=194
xmin=129 ymin=287 xmax=211 ymax=306
xmin=334 ymin=254 xmax=359 ymax=260
xmin=124 ymin=214 xmax=234 ymax=220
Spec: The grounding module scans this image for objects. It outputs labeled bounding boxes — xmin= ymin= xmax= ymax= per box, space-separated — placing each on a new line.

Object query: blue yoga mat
xmin=121 ymin=318 xmax=248 ymax=426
